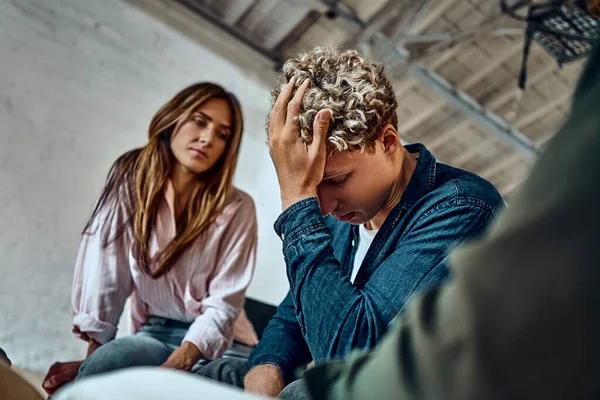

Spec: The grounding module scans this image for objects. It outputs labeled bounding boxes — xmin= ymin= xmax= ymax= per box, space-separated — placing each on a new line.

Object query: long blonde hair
xmin=84 ymin=83 xmax=244 ymax=279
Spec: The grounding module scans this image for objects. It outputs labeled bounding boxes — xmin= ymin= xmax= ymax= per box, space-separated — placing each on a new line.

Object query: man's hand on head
xmin=268 ymin=76 xmax=331 ymax=211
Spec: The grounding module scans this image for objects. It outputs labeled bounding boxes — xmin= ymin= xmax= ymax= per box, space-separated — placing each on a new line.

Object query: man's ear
xmin=378 ymin=124 xmax=401 ymax=155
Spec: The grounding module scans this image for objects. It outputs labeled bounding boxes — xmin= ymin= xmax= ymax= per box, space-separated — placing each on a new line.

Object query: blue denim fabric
xmin=249 ymin=143 xmax=504 ymax=383
xmin=77 ymin=316 xmax=253 ymax=379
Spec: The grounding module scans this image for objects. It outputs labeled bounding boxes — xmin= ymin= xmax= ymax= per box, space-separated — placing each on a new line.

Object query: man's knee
xmin=279 ymin=379 xmax=309 ymax=400
xmin=77 ymin=335 xmax=170 ymax=379
xmin=195 ymin=357 xmax=249 ymax=388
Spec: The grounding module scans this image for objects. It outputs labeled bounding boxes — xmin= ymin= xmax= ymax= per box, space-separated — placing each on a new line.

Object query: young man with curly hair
xmin=195 ymin=47 xmax=504 ymax=399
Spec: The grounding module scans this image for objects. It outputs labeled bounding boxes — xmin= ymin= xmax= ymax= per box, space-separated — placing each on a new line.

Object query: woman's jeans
xmin=76 ymin=316 xmax=253 ymax=380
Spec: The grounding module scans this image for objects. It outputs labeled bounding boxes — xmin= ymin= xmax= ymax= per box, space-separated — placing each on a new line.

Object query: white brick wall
xmin=0 ymin=0 xmax=287 ymax=371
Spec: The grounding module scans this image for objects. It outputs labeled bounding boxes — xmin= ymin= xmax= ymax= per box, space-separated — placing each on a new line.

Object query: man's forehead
xmin=323 ymin=167 xmax=344 ymax=179
xmin=324 ymin=153 xmax=355 ymax=178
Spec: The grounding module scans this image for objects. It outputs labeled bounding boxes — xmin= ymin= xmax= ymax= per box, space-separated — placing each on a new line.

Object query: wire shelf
xmin=531 ymin=2 xmax=600 ymax=64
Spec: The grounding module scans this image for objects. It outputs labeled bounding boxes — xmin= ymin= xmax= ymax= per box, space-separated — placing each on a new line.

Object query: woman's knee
xmin=77 ymin=335 xmax=171 ymax=379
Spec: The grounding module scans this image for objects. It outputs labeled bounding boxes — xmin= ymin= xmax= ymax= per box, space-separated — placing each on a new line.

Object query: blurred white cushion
xmin=54 ymin=367 xmax=265 ymax=400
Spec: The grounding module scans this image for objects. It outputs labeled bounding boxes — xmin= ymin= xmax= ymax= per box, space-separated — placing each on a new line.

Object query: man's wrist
xmin=244 ymin=363 xmax=285 ymax=396
xmin=274 ymin=196 xmax=324 ymax=242
xmin=245 ymin=363 xmax=284 ymax=382
xmin=248 ymin=363 xmax=284 ymax=375
xmin=281 ymin=190 xmax=318 ymax=211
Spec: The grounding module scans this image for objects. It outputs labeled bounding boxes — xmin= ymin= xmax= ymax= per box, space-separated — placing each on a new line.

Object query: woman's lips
xmin=190 ymin=148 xmax=208 ymax=159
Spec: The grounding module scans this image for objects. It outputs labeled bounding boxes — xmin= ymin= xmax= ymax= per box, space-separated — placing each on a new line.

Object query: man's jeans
xmin=195 ymin=357 xmax=310 ymax=400
xmin=77 ymin=316 xmax=252 ymax=380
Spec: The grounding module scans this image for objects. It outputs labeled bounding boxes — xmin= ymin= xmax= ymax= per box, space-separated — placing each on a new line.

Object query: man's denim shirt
xmin=248 ymin=143 xmax=504 ymax=383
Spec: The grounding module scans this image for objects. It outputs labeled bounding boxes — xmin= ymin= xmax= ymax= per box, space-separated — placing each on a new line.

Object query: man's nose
xmin=317 ymin=189 xmax=338 ymax=216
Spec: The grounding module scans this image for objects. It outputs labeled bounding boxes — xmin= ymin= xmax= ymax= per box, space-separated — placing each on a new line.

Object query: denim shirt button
xmin=352 ymin=239 xmax=355 ymax=246
xmin=281 ymin=233 xmax=285 ymax=241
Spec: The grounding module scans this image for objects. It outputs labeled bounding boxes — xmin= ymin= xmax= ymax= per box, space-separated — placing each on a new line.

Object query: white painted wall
xmin=0 ymin=0 xmax=288 ymax=372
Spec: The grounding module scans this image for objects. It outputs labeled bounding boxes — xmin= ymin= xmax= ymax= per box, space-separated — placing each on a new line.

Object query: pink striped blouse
xmin=71 ymin=182 xmax=259 ymax=360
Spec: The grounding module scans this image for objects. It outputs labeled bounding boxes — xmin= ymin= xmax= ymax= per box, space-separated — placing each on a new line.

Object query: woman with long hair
xmin=42 ymin=82 xmax=258 ymax=395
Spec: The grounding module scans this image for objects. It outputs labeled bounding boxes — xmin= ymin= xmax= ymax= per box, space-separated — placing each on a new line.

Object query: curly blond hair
xmin=268 ymin=46 xmax=398 ymax=153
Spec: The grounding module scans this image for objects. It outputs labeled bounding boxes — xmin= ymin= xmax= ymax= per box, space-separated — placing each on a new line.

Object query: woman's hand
xmin=43 ymin=337 xmax=101 ymax=395
xmin=161 ymin=341 xmax=203 ymax=371
xmin=42 ymin=360 xmax=83 ymax=395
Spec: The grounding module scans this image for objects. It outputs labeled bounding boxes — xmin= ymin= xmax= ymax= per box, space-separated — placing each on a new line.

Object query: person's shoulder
xmin=433 ymin=163 xmax=505 ymax=215
xmin=223 ymin=187 xmax=257 ymax=221
xmin=230 ymin=187 xmax=255 ymax=208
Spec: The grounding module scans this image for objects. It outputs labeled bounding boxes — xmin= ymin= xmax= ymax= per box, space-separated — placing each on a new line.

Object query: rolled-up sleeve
xmin=183 ymin=195 xmax=258 ymax=359
xmin=71 ymin=196 xmax=133 ymax=345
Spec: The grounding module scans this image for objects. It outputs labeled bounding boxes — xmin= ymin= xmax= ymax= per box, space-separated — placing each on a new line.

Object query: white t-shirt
xmin=350 ymin=224 xmax=379 ymax=283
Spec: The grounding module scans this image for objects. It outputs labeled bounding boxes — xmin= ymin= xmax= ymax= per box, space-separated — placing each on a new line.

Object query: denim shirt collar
xmin=351 ymin=143 xmax=437 ymax=285
xmin=385 ymin=143 xmax=437 ymax=224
